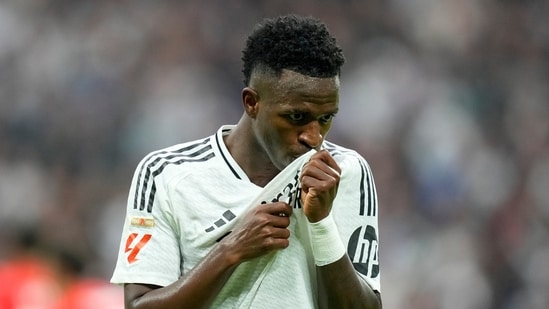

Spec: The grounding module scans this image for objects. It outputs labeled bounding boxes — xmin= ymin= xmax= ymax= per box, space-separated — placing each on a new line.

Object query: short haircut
xmin=241 ymin=14 xmax=345 ymax=86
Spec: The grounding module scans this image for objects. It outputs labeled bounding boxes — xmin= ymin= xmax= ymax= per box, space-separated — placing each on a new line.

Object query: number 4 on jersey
xmin=125 ymin=233 xmax=152 ymax=264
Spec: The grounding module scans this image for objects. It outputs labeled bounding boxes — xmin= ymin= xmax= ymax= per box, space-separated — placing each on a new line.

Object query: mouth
xmin=284 ymin=148 xmax=312 ymax=165
xmin=283 ymin=154 xmax=301 ymax=166
xmin=291 ymin=151 xmax=309 ymax=160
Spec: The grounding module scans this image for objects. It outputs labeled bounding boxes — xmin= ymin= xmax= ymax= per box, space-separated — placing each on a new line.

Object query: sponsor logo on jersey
xmin=130 ymin=216 xmax=155 ymax=228
xmin=347 ymin=225 xmax=380 ymax=278
xmin=125 ymin=233 xmax=152 ymax=264
xmin=205 ymin=210 xmax=237 ymax=233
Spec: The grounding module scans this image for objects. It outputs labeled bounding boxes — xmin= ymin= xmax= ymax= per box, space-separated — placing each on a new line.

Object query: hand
xmin=300 ymin=150 xmax=341 ymax=223
xmin=221 ymin=202 xmax=293 ymax=263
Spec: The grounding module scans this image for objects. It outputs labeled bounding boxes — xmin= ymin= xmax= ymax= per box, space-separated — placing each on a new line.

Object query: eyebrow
xmin=283 ymin=107 xmax=339 ymax=116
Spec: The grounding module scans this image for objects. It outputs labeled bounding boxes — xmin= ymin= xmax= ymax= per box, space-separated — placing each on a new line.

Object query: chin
xmin=272 ymin=156 xmax=293 ymax=170
xmin=269 ymin=149 xmax=301 ymax=170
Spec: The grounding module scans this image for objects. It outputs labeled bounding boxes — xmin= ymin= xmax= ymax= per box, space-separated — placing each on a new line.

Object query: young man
xmin=111 ymin=14 xmax=381 ymax=308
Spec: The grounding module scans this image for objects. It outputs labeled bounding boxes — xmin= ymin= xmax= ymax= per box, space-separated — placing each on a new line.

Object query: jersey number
xmin=125 ymin=233 xmax=152 ymax=264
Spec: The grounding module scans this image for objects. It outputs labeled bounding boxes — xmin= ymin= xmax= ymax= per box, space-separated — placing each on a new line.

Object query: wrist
xmin=215 ymin=238 xmax=243 ymax=268
xmin=308 ymin=213 xmax=346 ymax=266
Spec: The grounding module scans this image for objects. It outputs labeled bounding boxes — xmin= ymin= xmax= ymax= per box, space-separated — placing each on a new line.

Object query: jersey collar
xmin=214 ymin=125 xmax=251 ymax=182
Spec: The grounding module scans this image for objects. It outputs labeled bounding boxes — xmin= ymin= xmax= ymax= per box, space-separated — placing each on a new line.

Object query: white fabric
xmin=309 ymin=213 xmax=346 ymax=266
xmin=111 ymin=125 xmax=381 ymax=308
xmin=211 ymin=148 xmax=317 ymax=308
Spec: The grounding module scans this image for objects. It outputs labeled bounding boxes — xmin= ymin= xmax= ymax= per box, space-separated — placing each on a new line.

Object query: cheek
xmin=260 ymin=123 xmax=297 ymax=159
xmin=266 ymin=120 xmax=296 ymax=145
xmin=254 ymin=117 xmax=282 ymax=150
xmin=261 ymin=123 xmax=286 ymax=148
xmin=321 ymin=124 xmax=332 ymax=138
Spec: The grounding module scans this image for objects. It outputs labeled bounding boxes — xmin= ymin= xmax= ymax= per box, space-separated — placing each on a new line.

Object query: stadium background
xmin=0 ymin=1 xmax=548 ymax=308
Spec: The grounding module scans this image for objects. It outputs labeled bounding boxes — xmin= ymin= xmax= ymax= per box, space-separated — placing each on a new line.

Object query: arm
xmin=124 ymin=240 xmax=238 ymax=309
xmin=124 ymin=201 xmax=294 ymax=309
xmin=301 ymin=150 xmax=382 ymax=309
xmin=317 ymin=256 xmax=382 ymax=309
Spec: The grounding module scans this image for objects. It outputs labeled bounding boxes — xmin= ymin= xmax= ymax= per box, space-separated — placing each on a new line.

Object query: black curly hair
xmin=241 ymin=14 xmax=345 ymax=86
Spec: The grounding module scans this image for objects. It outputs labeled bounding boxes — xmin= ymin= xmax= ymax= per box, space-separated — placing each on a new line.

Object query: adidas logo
xmin=205 ymin=210 xmax=237 ymax=232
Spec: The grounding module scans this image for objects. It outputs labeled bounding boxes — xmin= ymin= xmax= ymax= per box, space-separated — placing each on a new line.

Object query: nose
xmin=298 ymin=121 xmax=323 ymax=150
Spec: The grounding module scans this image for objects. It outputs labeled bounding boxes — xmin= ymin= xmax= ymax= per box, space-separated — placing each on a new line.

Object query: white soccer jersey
xmin=111 ymin=125 xmax=381 ymax=308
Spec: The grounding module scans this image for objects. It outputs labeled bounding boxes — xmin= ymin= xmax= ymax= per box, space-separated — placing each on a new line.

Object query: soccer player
xmin=111 ymin=14 xmax=382 ymax=308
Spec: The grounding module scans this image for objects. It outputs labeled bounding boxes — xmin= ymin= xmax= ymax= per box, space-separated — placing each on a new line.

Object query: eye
xmin=319 ymin=113 xmax=335 ymax=124
xmin=287 ymin=113 xmax=305 ymax=122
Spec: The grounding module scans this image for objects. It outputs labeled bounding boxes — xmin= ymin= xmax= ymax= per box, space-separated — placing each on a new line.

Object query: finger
xmin=267 ymin=226 xmax=291 ymax=239
xmin=301 ymin=175 xmax=327 ymax=190
xmin=300 ymin=162 xmax=340 ymax=194
xmin=264 ymin=237 xmax=290 ymax=250
xmin=301 ymin=176 xmax=339 ymax=196
xmin=266 ymin=214 xmax=291 ymax=228
xmin=301 ymin=163 xmax=340 ymax=181
xmin=303 ymin=154 xmax=341 ymax=181
xmin=310 ymin=150 xmax=341 ymax=175
xmin=262 ymin=202 xmax=293 ymax=217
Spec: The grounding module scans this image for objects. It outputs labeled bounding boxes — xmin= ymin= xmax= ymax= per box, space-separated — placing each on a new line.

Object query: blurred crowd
xmin=0 ymin=0 xmax=548 ymax=308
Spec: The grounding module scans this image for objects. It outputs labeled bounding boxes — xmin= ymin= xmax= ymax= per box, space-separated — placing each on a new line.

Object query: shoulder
xmin=133 ymin=136 xmax=217 ymax=181
xmin=150 ymin=137 xmax=214 ymax=160
xmin=322 ymin=140 xmax=376 ymax=184
xmin=323 ymin=141 xmax=370 ymax=168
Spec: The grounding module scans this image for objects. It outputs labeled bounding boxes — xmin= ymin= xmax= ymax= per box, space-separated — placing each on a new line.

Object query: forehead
xmin=250 ymin=70 xmax=339 ymax=113
xmin=274 ymin=70 xmax=340 ymax=100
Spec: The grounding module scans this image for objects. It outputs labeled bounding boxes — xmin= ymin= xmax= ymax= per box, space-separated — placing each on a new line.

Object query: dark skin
xmin=124 ymin=69 xmax=381 ymax=308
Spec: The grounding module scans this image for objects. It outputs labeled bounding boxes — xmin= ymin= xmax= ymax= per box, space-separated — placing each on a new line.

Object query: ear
xmin=241 ymin=87 xmax=260 ymax=118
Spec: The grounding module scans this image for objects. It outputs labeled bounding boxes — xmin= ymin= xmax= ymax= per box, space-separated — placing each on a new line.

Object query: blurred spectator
xmin=0 ymin=226 xmax=123 ymax=309
xmin=0 ymin=0 xmax=547 ymax=308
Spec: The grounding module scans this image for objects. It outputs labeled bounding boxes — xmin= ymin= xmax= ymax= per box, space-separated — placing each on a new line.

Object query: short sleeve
xmin=111 ymin=155 xmax=182 ymax=287
xmin=332 ymin=153 xmax=381 ymax=292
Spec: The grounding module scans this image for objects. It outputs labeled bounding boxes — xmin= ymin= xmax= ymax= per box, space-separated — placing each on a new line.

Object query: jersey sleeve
xmin=111 ymin=154 xmax=182 ymax=287
xmin=332 ymin=153 xmax=381 ymax=292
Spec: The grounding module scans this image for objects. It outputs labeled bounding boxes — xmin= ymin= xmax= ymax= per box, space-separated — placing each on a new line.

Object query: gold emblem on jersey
xmin=130 ymin=216 xmax=155 ymax=228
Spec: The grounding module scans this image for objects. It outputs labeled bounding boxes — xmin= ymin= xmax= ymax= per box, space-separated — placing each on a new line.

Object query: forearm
xmin=126 ymin=201 xmax=294 ymax=309
xmin=308 ymin=214 xmax=381 ymax=309
xmin=317 ymin=255 xmax=381 ymax=309
xmin=126 ymin=242 xmax=239 ymax=309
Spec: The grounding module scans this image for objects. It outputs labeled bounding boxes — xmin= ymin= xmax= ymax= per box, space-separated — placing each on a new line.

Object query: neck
xmin=224 ymin=117 xmax=280 ymax=187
